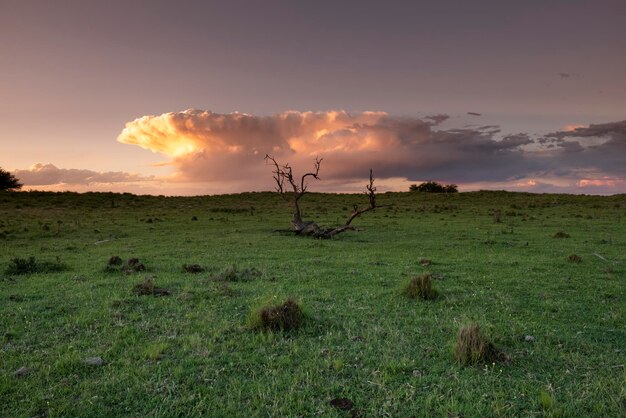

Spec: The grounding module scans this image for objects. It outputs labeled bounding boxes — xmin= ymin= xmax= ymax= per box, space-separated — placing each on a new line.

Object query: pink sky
xmin=2 ymin=1 xmax=625 ymax=195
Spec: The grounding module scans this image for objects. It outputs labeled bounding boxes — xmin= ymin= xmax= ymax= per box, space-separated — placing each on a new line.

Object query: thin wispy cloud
xmin=15 ymin=163 xmax=152 ymax=186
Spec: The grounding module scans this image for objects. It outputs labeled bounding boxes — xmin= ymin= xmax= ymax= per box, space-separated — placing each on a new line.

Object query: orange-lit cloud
xmin=577 ymin=178 xmax=617 ymax=188
xmin=563 ymin=124 xmax=586 ymax=132
xmin=114 ymin=110 xmax=626 ymax=194
xmin=118 ymin=110 xmax=392 ymax=159
xmin=117 ymin=109 xmax=529 ymax=187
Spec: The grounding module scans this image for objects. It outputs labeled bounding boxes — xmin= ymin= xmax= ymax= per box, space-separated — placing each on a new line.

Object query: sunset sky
xmin=1 ymin=0 xmax=625 ymax=195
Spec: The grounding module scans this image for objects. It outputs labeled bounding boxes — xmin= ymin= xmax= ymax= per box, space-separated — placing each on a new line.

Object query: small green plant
xmin=539 ymin=390 xmax=563 ymax=416
xmin=403 ymin=274 xmax=438 ymax=300
xmin=144 ymin=342 xmax=168 ymax=361
xmin=539 ymin=390 xmax=554 ymax=410
xmin=5 ymin=256 xmax=68 ymax=275
xmin=454 ymin=324 xmax=505 ymax=365
xmin=249 ymin=298 xmax=304 ymax=331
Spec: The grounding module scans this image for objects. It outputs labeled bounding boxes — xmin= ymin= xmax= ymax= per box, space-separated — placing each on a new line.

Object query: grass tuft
xmin=132 ymin=277 xmax=170 ymax=296
xmin=454 ymin=324 xmax=505 ymax=365
xmin=419 ymin=258 xmax=432 ymax=266
xmin=105 ymin=257 xmax=146 ymax=274
xmin=567 ymin=254 xmax=582 ymax=263
xmin=144 ymin=342 xmax=168 ymax=361
xmin=108 ymin=255 xmax=123 ymax=266
xmin=212 ymin=265 xmax=262 ymax=282
xmin=126 ymin=258 xmax=146 ymax=272
xmin=553 ymin=231 xmax=570 ymax=238
xmin=403 ymin=274 xmax=438 ymax=300
xmin=250 ymin=298 xmax=304 ymax=331
xmin=182 ymin=263 xmax=205 ymax=273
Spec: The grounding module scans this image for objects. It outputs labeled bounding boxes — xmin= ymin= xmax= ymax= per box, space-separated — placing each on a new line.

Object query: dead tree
xmin=265 ymin=154 xmax=383 ymax=238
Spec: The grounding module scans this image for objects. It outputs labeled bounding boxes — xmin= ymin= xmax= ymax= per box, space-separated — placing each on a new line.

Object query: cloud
xmin=15 ymin=163 xmax=152 ymax=186
xmin=117 ymin=110 xmax=626 ymax=194
xmin=543 ymin=120 xmax=626 ymax=177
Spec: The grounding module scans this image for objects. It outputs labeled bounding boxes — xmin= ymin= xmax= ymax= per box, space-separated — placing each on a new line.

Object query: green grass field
xmin=1 ymin=190 xmax=624 ymax=417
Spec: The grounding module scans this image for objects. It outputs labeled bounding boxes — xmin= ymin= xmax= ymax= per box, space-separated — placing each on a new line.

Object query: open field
xmin=1 ymin=190 xmax=625 ymax=417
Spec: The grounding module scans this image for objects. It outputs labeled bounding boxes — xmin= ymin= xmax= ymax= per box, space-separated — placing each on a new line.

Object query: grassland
xmin=1 ymin=190 xmax=624 ymax=417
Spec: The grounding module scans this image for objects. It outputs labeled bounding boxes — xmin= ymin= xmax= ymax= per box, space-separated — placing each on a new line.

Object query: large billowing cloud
xmin=117 ymin=110 xmax=626 ymax=194
xmin=15 ymin=163 xmax=152 ymax=186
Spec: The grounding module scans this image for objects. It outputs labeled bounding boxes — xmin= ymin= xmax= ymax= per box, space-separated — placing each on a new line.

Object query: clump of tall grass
xmin=249 ymin=298 xmax=304 ymax=331
xmin=403 ymin=274 xmax=438 ymax=300
xmin=454 ymin=323 xmax=506 ymax=365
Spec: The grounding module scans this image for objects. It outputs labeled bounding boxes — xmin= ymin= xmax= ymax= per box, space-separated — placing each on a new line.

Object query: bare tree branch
xmin=300 ymin=156 xmax=322 ymax=194
xmin=266 ymin=155 xmax=385 ymax=238
xmin=345 ymin=169 xmax=378 ymax=226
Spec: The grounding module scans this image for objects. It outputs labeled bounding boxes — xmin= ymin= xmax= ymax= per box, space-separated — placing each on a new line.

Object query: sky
xmin=1 ymin=0 xmax=625 ymax=195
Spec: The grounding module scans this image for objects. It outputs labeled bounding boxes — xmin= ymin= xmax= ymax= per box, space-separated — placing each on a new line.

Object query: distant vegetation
xmin=409 ymin=181 xmax=458 ymax=193
xmin=0 ymin=168 xmax=22 ymax=192
xmin=5 ymin=256 xmax=67 ymax=275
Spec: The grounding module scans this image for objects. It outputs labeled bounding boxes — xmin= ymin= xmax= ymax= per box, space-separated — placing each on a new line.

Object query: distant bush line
xmin=409 ymin=181 xmax=458 ymax=193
